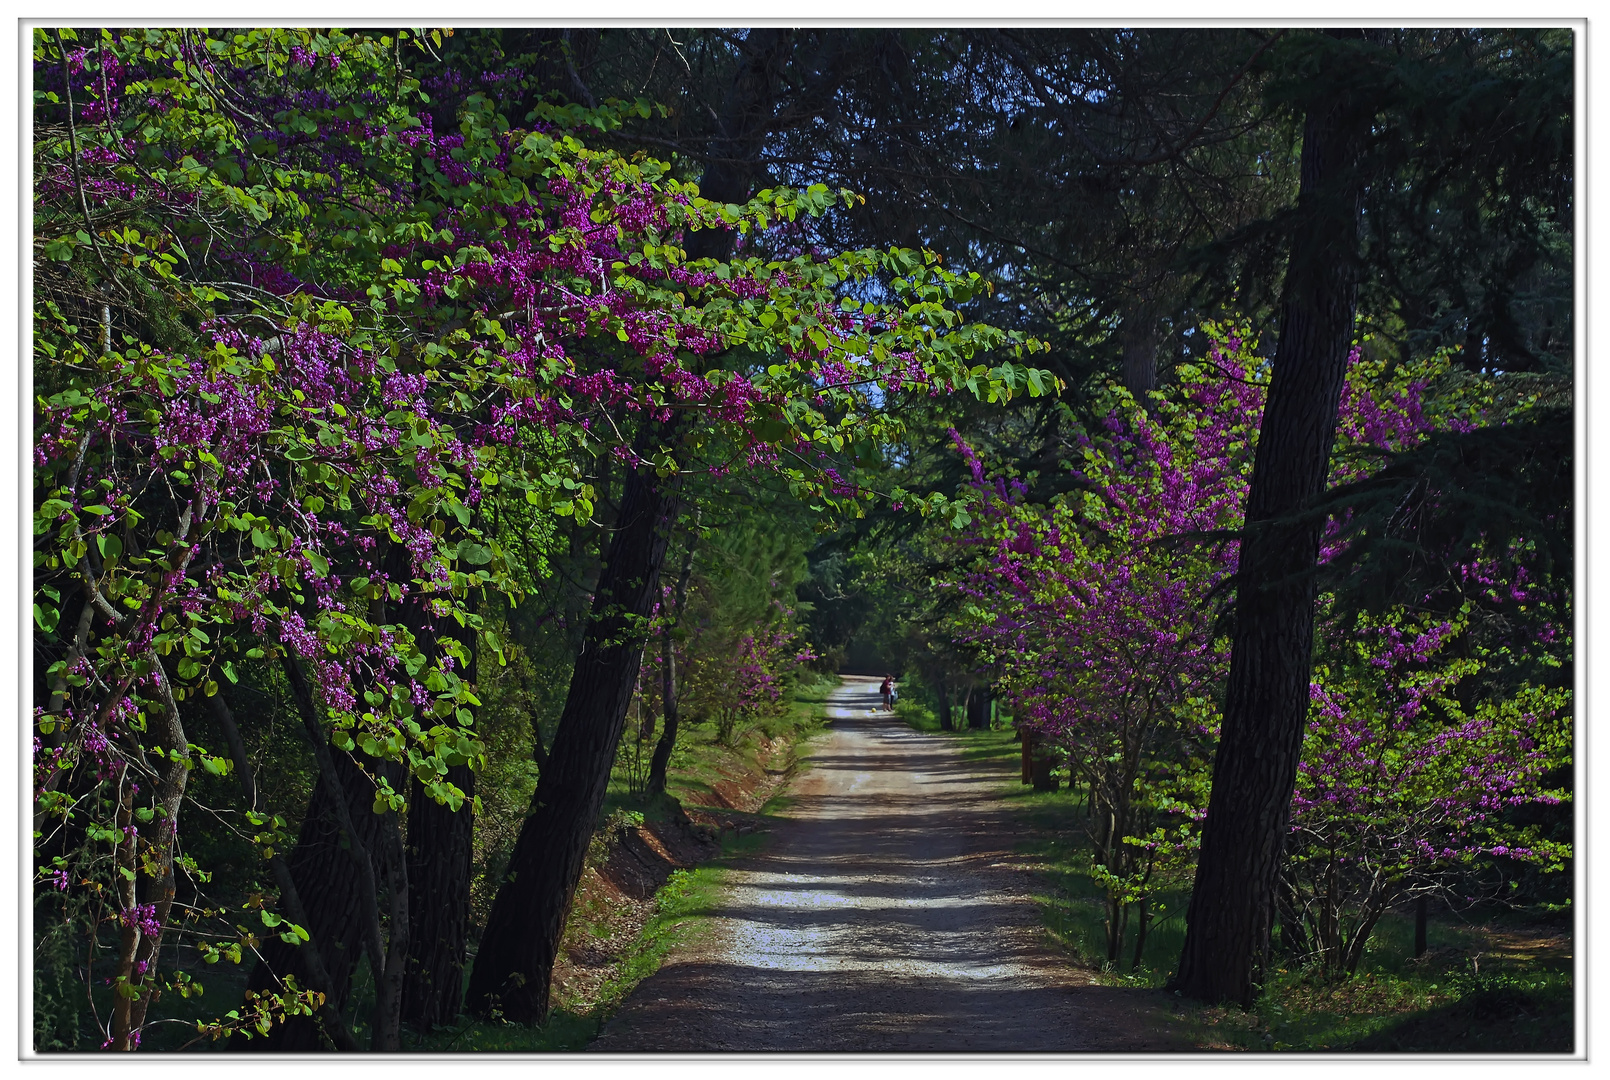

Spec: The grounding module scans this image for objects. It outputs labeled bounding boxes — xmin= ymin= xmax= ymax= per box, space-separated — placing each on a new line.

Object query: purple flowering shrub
xmin=1284 ymin=608 xmax=1571 ymax=974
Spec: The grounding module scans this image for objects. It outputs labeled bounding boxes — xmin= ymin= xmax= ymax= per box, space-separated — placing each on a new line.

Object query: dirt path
xmin=590 ymin=676 xmax=1193 ymax=1053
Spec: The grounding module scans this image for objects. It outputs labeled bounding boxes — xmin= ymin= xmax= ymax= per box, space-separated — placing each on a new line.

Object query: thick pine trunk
xmin=237 ymin=546 xmax=414 ymax=1050
xmin=1121 ymin=299 xmax=1161 ymax=401
xmin=1173 ymin=55 xmax=1369 ymax=1008
xmin=466 ymin=440 xmax=680 ymax=1023
xmin=400 ymin=599 xmax=478 ymax=1031
xmin=464 ymin=30 xmax=781 ymax=1025
xmin=210 ymin=694 xmax=360 ymax=1050
xmin=401 ymin=763 xmax=475 ymax=1030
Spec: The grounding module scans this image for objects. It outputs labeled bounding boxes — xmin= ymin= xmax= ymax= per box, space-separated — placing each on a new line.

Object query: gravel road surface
xmin=590 ymin=675 xmax=1191 ymax=1053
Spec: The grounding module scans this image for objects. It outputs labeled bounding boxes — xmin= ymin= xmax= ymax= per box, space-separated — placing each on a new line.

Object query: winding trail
xmin=591 ymin=676 xmax=1191 ymax=1053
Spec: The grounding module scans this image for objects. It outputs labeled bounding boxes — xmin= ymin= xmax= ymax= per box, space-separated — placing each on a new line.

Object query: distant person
xmin=879 ymin=676 xmax=893 ymax=712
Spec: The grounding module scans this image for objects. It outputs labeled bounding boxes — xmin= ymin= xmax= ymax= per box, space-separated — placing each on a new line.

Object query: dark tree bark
xmin=690 ymin=28 xmax=797 ymax=231
xmin=1029 ymin=736 xmax=1059 ymax=792
xmin=936 ymin=679 xmax=952 ymax=732
xmin=287 ymin=649 xmax=407 ymax=1051
xmin=1173 ymin=36 xmax=1372 ymax=1008
xmin=211 ymin=694 xmax=362 ymax=1051
xmin=966 ymin=685 xmax=992 ymax=730
xmin=466 ymin=435 xmax=682 ymax=1024
xmin=400 ymin=763 xmax=474 ymax=1030
xmin=1131 ymin=898 xmax=1152 ymax=971
xmin=647 ymin=511 xmax=699 ymax=799
xmin=272 ymin=650 xmax=411 ymax=1052
xmin=401 ymin=597 xmax=479 ymax=1031
xmin=237 ymin=544 xmax=415 ymax=1050
xmin=234 ymin=740 xmax=401 ymax=1050
xmin=1414 ymin=895 xmax=1429 ymax=958
xmin=1120 ymin=298 xmax=1162 ymax=401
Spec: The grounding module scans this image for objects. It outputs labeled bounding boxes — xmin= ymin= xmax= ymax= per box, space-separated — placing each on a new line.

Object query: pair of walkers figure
xmin=879 ymin=675 xmax=897 ymax=712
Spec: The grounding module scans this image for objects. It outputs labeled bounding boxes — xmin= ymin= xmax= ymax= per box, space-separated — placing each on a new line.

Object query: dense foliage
xmin=32 ymin=24 xmax=1570 ymax=1051
xmin=33 ymin=26 xmax=1044 ymax=1050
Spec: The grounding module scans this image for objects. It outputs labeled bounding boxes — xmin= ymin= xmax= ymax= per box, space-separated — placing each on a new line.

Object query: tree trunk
xmin=1275 ymin=872 xmax=1306 ymax=961
xmin=1028 ymin=731 xmax=1059 ymax=791
xmin=1121 ymin=298 xmax=1162 ymax=401
xmin=1030 ymin=753 xmax=1059 ymax=791
xmin=235 ymin=748 xmax=399 ymax=1049
xmin=1173 ymin=41 xmax=1371 ymax=1008
xmin=466 ymin=431 xmax=681 ymax=1024
xmin=237 ymin=540 xmax=415 ymax=1051
xmin=1414 ymin=894 xmax=1428 ymax=958
xmin=689 ymin=28 xmax=795 ymax=243
xmin=936 ymin=679 xmax=952 ymax=732
xmin=111 ymin=659 xmax=190 ymax=1049
xmin=465 ymin=29 xmax=785 ymax=1024
xmin=647 ymin=510 xmax=699 ymax=800
xmin=966 ymin=685 xmax=992 ymax=730
xmin=234 ymin=704 xmax=402 ymax=1050
xmin=1107 ymin=898 xmax=1127 ymax=966
xmin=401 ymin=763 xmax=475 ymax=1031
xmin=211 ymin=694 xmax=360 ymax=1050
xmin=401 ymin=605 xmax=479 ymax=1032
xmin=1343 ymin=899 xmax=1387 ymax=976
xmin=1131 ymin=898 xmax=1151 ymax=971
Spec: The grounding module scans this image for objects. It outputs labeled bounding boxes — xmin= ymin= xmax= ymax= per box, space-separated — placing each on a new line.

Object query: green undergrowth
xmin=895 ymin=709 xmax=1573 ymax=1053
xmin=893 ymin=701 xmax=1021 ymax=763
xmin=607 ymin=671 xmax=837 ymax=817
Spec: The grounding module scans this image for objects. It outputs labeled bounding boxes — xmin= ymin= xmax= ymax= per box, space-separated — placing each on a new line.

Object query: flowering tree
xmin=941 ymin=325 xmax=1571 ymax=976
xmin=946 ymin=325 xmax=1260 ymax=966
xmin=33 ymin=27 xmax=1048 ymax=1047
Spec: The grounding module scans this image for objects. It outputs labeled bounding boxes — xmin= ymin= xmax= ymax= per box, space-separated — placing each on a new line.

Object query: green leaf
xmin=34 ymin=603 xmax=61 ymax=634
xmin=454 ymin=540 xmax=492 ymax=565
